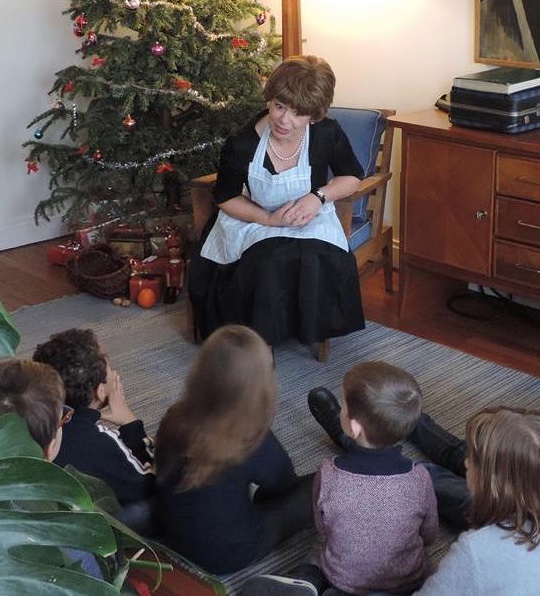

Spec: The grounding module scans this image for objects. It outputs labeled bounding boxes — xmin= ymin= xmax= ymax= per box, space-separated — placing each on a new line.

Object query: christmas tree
xmin=24 ymin=0 xmax=280 ymax=230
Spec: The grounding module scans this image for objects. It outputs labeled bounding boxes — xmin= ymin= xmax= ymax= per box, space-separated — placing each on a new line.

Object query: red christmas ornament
xmin=151 ymin=41 xmax=165 ymax=56
xmin=26 ymin=161 xmax=39 ymax=175
xmin=123 ymin=114 xmax=136 ymax=129
xmin=74 ymin=14 xmax=88 ymax=29
xmin=174 ymin=78 xmax=192 ymax=91
xmin=232 ymin=37 xmax=249 ymax=49
xmin=92 ymin=56 xmax=107 ymax=67
xmin=92 ymin=149 xmax=103 ymax=161
xmin=86 ymin=31 xmax=98 ymax=45
xmin=73 ymin=26 xmax=85 ymax=37
xmin=156 ymin=163 xmax=173 ymax=174
xmin=62 ymin=81 xmax=75 ymax=94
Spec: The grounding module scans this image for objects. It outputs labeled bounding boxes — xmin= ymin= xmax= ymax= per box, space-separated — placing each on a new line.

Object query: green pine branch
xmin=25 ymin=0 xmax=281 ymax=228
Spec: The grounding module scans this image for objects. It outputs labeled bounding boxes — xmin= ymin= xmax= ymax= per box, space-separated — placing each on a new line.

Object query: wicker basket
xmin=67 ymin=244 xmax=131 ymax=299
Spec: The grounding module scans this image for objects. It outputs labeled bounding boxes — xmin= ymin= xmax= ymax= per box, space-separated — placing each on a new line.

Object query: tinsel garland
xmin=76 ymin=74 xmax=233 ymax=109
xmin=118 ymin=0 xmax=260 ymax=41
xmin=81 ymin=138 xmax=225 ymax=170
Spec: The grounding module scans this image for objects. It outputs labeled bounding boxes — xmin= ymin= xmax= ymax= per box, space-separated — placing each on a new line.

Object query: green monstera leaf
xmin=0 ymin=414 xmax=118 ymax=593
xmin=0 ymin=300 xmax=20 ymax=358
xmin=0 ymin=413 xmax=159 ymax=594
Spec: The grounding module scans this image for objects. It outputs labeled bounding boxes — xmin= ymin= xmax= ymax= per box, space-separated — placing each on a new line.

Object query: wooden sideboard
xmin=388 ymin=109 xmax=540 ymax=322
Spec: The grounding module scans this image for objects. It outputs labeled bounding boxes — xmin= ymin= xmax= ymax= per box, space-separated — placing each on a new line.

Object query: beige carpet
xmin=12 ymin=293 xmax=540 ymax=594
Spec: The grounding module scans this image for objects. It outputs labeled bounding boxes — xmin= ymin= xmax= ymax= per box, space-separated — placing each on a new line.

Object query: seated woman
xmin=189 ymin=55 xmax=365 ymax=347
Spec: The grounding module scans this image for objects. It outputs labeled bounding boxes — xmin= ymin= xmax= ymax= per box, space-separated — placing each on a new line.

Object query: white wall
xmin=0 ymin=1 xmax=74 ymax=250
xmin=1 ymin=0 xmax=478 ymax=250
xmin=301 ymin=0 xmax=478 ymax=238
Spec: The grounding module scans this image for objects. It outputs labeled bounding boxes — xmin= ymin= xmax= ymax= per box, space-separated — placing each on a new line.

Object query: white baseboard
xmin=392 ymin=238 xmax=400 ymax=269
xmin=0 ymin=215 xmax=68 ymax=251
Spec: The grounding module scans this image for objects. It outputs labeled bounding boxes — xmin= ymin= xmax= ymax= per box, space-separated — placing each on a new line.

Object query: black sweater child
xmin=55 ymin=407 xmax=155 ymax=504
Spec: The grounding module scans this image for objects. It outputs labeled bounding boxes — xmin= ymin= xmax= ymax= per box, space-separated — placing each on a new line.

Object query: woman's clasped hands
xmin=267 ymin=193 xmax=321 ymax=227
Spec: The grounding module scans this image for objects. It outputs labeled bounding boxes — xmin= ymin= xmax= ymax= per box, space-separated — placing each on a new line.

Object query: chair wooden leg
xmin=186 ymin=296 xmax=201 ymax=344
xmin=381 ymin=227 xmax=394 ymax=294
xmin=317 ymin=339 xmax=329 ymax=362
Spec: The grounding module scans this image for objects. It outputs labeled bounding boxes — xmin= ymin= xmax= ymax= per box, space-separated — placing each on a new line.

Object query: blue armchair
xmin=317 ymin=107 xmax=395 ymax=361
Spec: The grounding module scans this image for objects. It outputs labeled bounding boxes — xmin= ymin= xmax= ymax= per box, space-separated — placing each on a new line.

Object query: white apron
xmin=201 ymin=125 xmax=348 ymax=264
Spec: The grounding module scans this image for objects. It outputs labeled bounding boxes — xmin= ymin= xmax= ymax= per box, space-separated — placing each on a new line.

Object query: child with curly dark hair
xmin=33 ymin=328 xmax=154 ymax=533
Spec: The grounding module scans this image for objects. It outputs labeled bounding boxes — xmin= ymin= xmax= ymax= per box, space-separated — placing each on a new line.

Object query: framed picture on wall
xmin=475 ymin=0 xmax=540 ymax=69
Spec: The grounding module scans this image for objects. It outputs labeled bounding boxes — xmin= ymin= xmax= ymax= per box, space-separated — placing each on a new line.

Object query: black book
xmin=453 ymin=67 xmax=540 ymax=94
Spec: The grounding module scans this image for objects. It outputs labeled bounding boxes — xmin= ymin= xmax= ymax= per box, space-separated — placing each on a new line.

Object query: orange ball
xmin=137 ymin=287 xmax=157 ymax=308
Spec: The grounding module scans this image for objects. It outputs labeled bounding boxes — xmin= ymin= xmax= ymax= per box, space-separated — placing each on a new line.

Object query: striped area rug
xmin=12 ymin=294 xmax=540 ymax=595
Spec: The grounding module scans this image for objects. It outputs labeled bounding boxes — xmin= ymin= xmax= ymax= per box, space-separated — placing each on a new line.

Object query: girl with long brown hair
xmin=154 ymin=325 xmax=313 ymax=574
xmin=416 ymin=406 xmax=540 ymax=594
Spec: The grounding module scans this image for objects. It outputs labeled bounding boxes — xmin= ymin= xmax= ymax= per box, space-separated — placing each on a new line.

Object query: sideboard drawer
xmin=495 ymin=196 xmax=540 ymax=248
xmin=494 ymin=240 xmax=540 ymax=291
xmin=497 ymin=155 xmax=540 ymax=203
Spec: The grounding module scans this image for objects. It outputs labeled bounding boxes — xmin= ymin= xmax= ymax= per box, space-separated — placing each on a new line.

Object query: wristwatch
xmin=314 ymin=188 xmax=327 ymax=204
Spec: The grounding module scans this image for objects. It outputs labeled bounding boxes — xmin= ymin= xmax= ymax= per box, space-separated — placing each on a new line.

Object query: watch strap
xmin=314 ymin=188 xmax=326 ymax=204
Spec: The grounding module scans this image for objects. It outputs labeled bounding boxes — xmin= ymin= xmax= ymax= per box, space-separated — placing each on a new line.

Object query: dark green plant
xmin=0 ymin=412 xmax=158 ymax=594
xmin=0 ymin=300 xmax=20 ymax=357
xmin=23 ymin=0 xmax=281 ymax=229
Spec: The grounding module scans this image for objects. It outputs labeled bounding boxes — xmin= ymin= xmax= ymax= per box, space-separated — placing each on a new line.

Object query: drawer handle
xmin=517 ymin=175 xmax=540 ymax=186
xmin=514 ymin=262 xmax=540 ymax=275
xmin=517 ymin=219 xmax=540 ymax=231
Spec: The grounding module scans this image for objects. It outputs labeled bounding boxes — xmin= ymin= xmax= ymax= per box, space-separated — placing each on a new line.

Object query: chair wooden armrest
xmin=351 ymin=172 xmax=393 ymax=199
xmin=190 ymin=173 xmax=218 ymax=240
xmin=334 ymin=172 xmax=393 ymax=238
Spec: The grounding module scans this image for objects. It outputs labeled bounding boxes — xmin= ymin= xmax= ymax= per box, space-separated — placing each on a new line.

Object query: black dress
xmin=188 ymin=112 xmax=365 ymax=346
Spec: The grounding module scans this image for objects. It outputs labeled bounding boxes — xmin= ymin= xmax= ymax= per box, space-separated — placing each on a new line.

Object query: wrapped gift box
xmin=108 ymin=238 xmax=151 ymax=259
xmin=130 ymin=255 xmax=170 ymax=278
xmin=47 ymin=240 xmax=82 ymax=266
xmin=146 ymin=212 xmax=195 ymax=248
xmin=108 ymin=223 xmax=146 ymax=238
xmin=75 ymin=225 xmax=108 ymax=248
xmin=129 ymin=274 xmax=163 ymax=303
xmin=149 ymin=234 xmax=169 ymax=257
xmin=107 ymin=224 xmax=151 ymax=259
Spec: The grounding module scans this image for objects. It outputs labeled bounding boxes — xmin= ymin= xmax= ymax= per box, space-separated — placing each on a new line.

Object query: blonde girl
xmin=416 ymin=406 xmax=540 ymax=594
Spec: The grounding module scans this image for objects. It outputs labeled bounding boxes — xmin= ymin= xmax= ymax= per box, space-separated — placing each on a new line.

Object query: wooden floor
xmin=1 ymin=238 xmax=539 ymax=377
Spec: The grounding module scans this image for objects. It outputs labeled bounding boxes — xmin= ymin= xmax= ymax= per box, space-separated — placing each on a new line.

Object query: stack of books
xmin=449 ymin=67 xmax=540 ymax=133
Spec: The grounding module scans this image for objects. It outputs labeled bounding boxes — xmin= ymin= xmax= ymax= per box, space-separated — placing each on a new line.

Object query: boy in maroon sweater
xmin=243 ymin=361 xmax=438 ymax=595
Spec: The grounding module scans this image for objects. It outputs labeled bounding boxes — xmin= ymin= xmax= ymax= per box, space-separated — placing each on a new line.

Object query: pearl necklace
xmin=267 ymin=130 xmax=306 ymax=162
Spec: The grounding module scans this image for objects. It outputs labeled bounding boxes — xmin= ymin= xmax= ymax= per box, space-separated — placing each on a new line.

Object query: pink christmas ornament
xmin=151 ymin=41 xmax=165 ymax=56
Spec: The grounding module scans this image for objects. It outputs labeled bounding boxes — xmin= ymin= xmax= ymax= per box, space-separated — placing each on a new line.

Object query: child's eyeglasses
xmin=59 ymin=405 xmax=74 ymax=427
